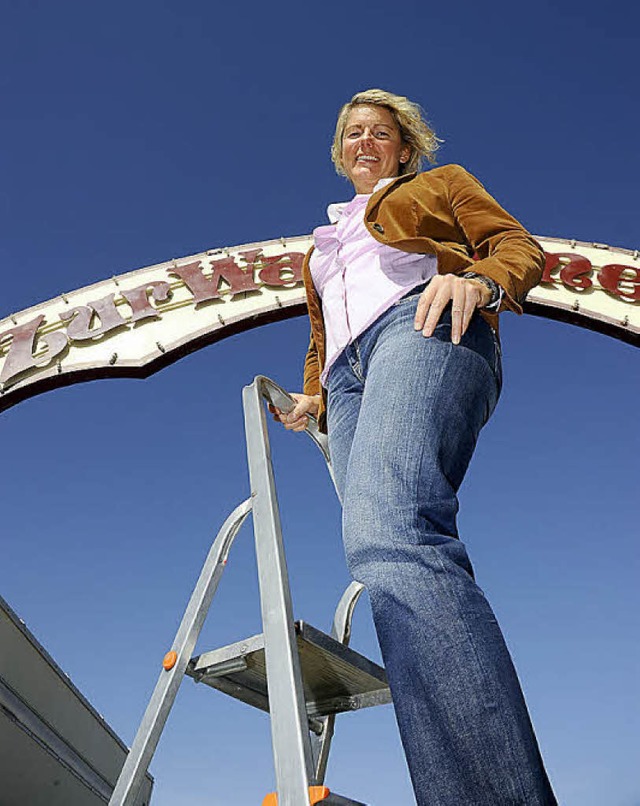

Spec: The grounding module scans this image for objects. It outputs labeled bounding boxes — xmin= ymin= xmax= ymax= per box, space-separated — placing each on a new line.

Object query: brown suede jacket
xmin=302 ymin=164 xmax=544 ymax=431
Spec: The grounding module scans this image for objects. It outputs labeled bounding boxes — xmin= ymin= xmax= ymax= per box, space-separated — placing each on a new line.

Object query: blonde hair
xmin=331 ymin=88 xmax=440 ymax=177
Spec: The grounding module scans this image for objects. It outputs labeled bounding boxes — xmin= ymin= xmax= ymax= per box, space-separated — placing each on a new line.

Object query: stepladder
xmin=108 ymin=376 xmax=392 ymax=806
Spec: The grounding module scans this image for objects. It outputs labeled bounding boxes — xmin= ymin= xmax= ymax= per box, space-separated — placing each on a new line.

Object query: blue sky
xmin=1 ymin=2 xmax=639 ymax=804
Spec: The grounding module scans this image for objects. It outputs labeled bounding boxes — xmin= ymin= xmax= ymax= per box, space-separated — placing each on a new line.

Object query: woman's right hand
xmin=269 ymin=393 xmax=320 ymax=433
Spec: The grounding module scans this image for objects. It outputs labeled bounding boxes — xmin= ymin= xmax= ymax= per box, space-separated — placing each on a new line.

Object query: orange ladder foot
xmin=262 ymin=785 xmax=330 ymax=805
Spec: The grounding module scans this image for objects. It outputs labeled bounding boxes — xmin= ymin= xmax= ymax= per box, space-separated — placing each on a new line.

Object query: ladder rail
xmin=108 ymin=498 xmax=252 ymax=806
xmin=243 ymin=377 xmax=317 ymax=805
xmin=258 ymin=379 xmax=368 ymax=787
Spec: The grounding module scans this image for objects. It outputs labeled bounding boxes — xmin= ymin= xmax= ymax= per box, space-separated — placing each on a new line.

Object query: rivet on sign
xmin=572 ymin=300 xmax=580 ymax=312
xmin=156 ymin=341 xmax=166 ymax=354
xmin=622 ymin=316 xmax=629 ymax=327
xmin=163 ymin=651 xmax=178 ymax=671
xmin=218 ymin=314 xmax=225 ymax=326
xmin=109 ymin=353 xmax=118 ymax=365
xmin=275 ymin=295 xmax=282 ymax=308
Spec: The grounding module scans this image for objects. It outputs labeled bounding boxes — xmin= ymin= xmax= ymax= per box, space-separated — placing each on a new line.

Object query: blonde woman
xmin=274 ymin=89 xmax=556 ymax=805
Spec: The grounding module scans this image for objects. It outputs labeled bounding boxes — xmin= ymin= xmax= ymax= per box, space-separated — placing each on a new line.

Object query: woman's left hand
xmin=414 ymin=274 xmax=492 ymax=345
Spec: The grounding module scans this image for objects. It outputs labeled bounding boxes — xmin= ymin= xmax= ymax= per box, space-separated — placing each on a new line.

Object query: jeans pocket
xmin=393 ymin=294 xmax=416 ymax=308
xmin=450 ymin=314 xmax=503 ymax=392
xmin=392 ymin=282 xmax=429 ymax=307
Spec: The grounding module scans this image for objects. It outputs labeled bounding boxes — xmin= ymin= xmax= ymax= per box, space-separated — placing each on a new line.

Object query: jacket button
xmin=372 ymin=222 xmax=384 ymax=233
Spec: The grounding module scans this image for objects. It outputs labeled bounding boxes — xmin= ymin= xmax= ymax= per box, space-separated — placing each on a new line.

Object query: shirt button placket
xmin=337 ymin=253 xmax=353 ymax=342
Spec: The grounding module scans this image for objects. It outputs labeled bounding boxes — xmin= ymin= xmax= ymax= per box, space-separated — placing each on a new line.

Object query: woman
xmin=273 ymin=89 xmax=557 ymax=805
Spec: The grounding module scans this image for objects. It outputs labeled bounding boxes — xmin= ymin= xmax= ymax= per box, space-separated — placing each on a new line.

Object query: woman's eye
xmin=375 ymin=131 xmax=390 ymax=138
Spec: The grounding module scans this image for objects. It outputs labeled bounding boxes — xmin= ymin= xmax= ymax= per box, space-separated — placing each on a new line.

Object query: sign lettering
xmin=60 ymin=294 xmax=129 ymax=341
xmin=0 ymin=316 xmax=68 ymax=385
xmin=121 ymin=281 xmax=172 ymax=322
xmin=170 ymin=259 xmax=256 ymax=304
xmin=542 ymin=252 xmax=640 ymax=300
xmin=0 ymin=249 xmax=306 ymax=389
xmin=598 ymin=264 xmax=640 ymax=301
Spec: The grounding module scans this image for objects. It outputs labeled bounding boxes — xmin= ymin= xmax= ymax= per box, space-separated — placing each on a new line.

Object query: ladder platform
xmin=188 ymin=621 xmax=391 ymax=719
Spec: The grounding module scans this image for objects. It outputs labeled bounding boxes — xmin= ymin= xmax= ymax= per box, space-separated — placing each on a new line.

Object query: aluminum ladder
xmin=108 ymin=376 xmax=392 ymax=806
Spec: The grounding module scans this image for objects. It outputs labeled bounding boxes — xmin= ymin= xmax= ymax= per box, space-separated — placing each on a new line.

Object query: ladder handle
xmin=256 ymin=376 xmax=332 ymax=470
xmin=331 ymin=581 xmax=365 ymax=647
xmin=312 ymin=581 xmax=366 ymax=784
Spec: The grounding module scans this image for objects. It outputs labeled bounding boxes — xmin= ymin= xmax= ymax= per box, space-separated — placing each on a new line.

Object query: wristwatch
xmin=461 ymin=272 xmax=502 ymax=311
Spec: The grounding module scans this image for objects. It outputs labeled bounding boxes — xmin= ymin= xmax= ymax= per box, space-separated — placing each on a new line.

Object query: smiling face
xmin=341 ymin=104 xmax=411 ymax=194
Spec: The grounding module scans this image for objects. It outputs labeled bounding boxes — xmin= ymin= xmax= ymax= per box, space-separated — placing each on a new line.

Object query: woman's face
xmin=341 ymin=105 xmax=410 ymax=194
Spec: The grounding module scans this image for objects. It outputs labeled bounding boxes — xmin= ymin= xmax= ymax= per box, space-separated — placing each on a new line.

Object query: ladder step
xmin=188 ymin=621 xmax=391 ymax=718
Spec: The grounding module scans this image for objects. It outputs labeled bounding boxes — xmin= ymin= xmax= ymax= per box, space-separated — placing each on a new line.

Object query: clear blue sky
xmin=1 ymin=2 xmax=638 ymax=804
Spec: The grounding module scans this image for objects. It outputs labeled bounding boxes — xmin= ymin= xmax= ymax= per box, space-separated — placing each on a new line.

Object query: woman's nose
xmin=360 ymin=128 xmax=374 ymax=147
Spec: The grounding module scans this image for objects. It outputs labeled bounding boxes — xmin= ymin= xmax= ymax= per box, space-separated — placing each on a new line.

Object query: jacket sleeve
xmin=302 ymin=332 xmax=321 ymax=397
xmin=445 ymin=165 xmax=544 ymax=314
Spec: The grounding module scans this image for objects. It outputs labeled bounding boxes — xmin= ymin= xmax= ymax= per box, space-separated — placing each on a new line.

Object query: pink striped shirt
xmin=310 ymin=178 xmax=438 ymax=386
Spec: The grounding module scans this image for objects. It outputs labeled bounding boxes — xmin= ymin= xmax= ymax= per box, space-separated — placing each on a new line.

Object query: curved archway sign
xmin=0 ymin=235 xmax=637 ymax=414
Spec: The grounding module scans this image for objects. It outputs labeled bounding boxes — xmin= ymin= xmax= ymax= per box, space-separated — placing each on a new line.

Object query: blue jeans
xmin=326 ymin=292 xmax=556 ymax=805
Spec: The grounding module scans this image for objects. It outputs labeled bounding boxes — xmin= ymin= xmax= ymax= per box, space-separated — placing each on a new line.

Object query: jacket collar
xmin=366 ymin=171 xmax=418 ymax=214
xmin=326 ymin=175 xmax=409 ymax=223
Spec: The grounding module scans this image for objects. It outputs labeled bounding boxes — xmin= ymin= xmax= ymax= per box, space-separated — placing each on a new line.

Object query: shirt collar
xmin=326 ymin=176 xmax=397 ymax=224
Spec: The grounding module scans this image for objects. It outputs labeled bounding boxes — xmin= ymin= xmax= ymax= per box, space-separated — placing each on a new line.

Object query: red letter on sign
xmin=541 ymin=252 xmax=561 ymax=284
xmin=257 ymin=253 xmax=305 ymax=287
xmin=171 ymin=259 xmax=257 ymax=304
xmin=121 ymin=281 xmax=172 ymax=322
xmin=60 ymin=294 xmax=129 ymax=341
xmin=0 ymin=315 xmax=68 ymax=386
xmin=543 ymin=253 xmax=593 ymax=290
xmin=598 ymin=264 xmax=640 ymax=301
xmin=559 ymin=254 xmax=593 ymax=290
